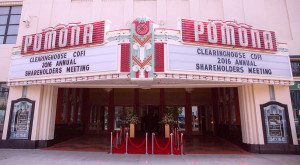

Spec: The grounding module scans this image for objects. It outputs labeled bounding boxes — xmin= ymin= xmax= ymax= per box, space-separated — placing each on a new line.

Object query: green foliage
xmin=126 ymin=111 xmax=140 ymax=124
xmin=177 ymin=107 xmax=183 ymax=115
xmin=160 ymin=111 xmax=174 ymax=125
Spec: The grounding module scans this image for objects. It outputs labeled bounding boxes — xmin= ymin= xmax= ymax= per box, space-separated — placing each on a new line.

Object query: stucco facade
xmin=0 ymin=0 xmax=300 ymax=154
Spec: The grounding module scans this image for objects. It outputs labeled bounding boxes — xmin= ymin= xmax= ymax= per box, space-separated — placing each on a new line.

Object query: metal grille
xmin=120 ymin=43 xmax=130 ymax=72
xmin=155 ymin=43 xmax=165 ymax=72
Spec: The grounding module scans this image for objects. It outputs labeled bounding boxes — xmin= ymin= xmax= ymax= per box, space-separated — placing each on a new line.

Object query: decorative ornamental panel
xmin=260 ymin=101 xmax=292 ymax=144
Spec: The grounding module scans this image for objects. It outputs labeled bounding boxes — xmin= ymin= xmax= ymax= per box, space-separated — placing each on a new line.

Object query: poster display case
xmin=7 ymin=98 xmax=35 ymax=140
xmin=260 ymin=101 xmax=292 ymax=144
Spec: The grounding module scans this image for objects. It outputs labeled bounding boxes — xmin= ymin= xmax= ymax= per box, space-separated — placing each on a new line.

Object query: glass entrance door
xmin=114 ymin=106 xmax=134 ymax=130
xmin=88 ymin=106 xmax=108 ymax=134
xmin=141 ymin=105 xmax=159 ymax=133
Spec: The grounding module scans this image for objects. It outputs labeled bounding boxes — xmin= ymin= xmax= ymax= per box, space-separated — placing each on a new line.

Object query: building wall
xmin=0 ymin=0 xmax=299 ymax=151
xmin=5 ymin=0 xmax=298 ymax=52
xmin=0 ymin=45 xmax=13 ymax=82
xmin=239 ymin=84 xmax=298 ymax=145
xmin=0 ymin=0 xmax=299 ymax=82
xmin=2 ymin=85 xmax=58 ymax=141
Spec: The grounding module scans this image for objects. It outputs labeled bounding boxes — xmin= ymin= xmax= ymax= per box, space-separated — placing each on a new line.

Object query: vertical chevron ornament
xmin=130 ymin=17 xmax=156 ymax=78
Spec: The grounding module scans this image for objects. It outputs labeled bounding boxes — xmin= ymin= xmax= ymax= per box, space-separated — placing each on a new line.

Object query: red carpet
xmin=112 ymin=134 xmax=182 ymax=155
xmin=45 ymin=134 xmax=250 ymax=154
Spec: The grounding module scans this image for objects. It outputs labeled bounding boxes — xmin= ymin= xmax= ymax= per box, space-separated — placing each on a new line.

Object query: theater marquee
xmin=168 ymin=44 xmax=292 ymax=79
xmin=10 ymin=45 xmax=118 ymax=79
xmin=8 ymin=17 xmax=293 ymax=86
xmin=181 ymin=19 xmax=277 ymax=52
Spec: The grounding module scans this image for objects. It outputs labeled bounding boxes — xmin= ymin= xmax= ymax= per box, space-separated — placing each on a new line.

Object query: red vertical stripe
xmin=120 ymin=43 xmax=130 ymax=72
xmin=155 ymin=43 xmax=165 ymax=72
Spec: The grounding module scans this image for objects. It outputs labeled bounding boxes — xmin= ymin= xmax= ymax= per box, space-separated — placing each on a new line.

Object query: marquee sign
xmin=8 ymin=17 xmax=293 ymax=86
xmin=10 ymin=45 xmax=118 ymax=79
xmin=168 ymin=44 xmax=292 ymax=79
xmin=21 ymin=21 xmax=106 ymax=55
xmin=181 ymin=19 xmax=277 ymax=52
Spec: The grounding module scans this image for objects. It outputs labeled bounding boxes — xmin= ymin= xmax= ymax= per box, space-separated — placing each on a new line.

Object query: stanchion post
xmin=120 ymin=127 xmax=122 ymax=144
xmin=110 ymin=132 xmax=113 ymax=154
xmin=170 ymin=133 xmax=174 ymax=155
xmin=177 ymin=131 xmax=179 ymax=150
xmin=125 ymin=132 xmax=128 ymax=154
xmin=145 ymin=132 xmax=148 ymax=154
xmin=175 ymin=130 xmax=180 ymax=150
xmin=181 ymin=133 xmax=183 ymax=155
xmin=174 ymin=128 xmax=178 ymax=145
xmin=119 ymin=127 xmax=121 ymax=144
xmin=152 ymin=133 xmax=154 ymax=155
xmin=174 ymin=128 xmax=176 ymax=145
xmin=116 ymin=131 xmax=119 ymax=146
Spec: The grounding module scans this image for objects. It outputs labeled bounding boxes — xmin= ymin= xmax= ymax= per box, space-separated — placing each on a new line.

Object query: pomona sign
xmin=21 ymin=21 xmax=106 ymax=55
xmin=181 ymin=19 xmax=277 ymax=52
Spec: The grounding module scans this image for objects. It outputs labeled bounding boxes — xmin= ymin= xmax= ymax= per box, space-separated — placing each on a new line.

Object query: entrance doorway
xmin=52 ymin=87 xmax=245 ymax=154
xmin=87 ymin=106 xmax=108 ymax=134
xmin=141 ymin=105 xmax=160 ymax=133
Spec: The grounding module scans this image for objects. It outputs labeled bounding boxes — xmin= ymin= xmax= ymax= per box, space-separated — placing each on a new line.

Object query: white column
xmin=238 ymin=85 xmax=260 ymax=144
xmin=157 ymin=0 xmax=167 ymax=27
xmin=238 ymin=85 xmax=249 ymax=143
xmin=189 ymin=0 xmax=200 ymax=20
xmin=243 ymin=0 xmax=267 ymax=29
xmin=124 ymin=0 xmax=133 ymax=27
xmin=222 ymin=0 xmax=245 ymax=22
xmin=33 ymin=85 xmax=58 ymax=140
xmin=93 ymin=0 xmax=102 ymax=20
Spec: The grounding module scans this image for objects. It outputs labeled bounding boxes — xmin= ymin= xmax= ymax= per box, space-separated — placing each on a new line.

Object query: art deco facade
xmin=0 ymin=0 xmax=299 ymax=154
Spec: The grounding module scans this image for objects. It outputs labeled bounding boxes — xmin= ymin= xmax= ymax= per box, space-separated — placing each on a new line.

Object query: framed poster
xmin=7 ymin=98 xmax=35 ymax=140
xmin=260 ymin=101 xmax=292 ymax=144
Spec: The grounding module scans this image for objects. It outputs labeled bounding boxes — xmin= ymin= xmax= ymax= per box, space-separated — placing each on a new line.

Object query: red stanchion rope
xmin=112 ymin=133 xmax=126 ymax=149
xmin=172 ymin=136 xmax=183 ymax=152
xmin=128 ymin=136 xmax=146 ymax=148
xmin=154 ymin=135 xmax=171 ymax=151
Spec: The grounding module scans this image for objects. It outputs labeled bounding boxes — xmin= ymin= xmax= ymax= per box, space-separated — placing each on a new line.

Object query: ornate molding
xmin=0 ymin=0 xmax=22 ymax=6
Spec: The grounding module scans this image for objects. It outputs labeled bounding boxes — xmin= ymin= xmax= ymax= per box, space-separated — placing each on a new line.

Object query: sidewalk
xmin=0 ymin=149 xmax=299 ymax=165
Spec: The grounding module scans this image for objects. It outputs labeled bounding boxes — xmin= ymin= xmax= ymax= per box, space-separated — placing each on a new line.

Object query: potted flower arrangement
xmin=160 ymin=112 xmax=174 ymax=138
xmin=126 ymin=111 xmax=140 ymax=138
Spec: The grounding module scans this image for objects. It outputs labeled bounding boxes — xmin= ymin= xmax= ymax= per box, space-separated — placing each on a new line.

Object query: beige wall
xmin=239 ymin=84 xmax=298 ymax=145
xmin=1 ymin=0 xmax=299 ymax=144
xmin=2 ymin=85 xmax=58 ymax=140
xmin=12 ymin=0 xmax=299 ymax=53
xmin=2 ymin=86 xmax=22 ymax=140
xmin=0 ymin=45 xmax=13 ymax=82
xmin=0 ymin=0 xmax=299 ymax=82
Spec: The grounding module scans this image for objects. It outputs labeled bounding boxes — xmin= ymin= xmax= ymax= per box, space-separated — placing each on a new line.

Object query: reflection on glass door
xmin=165 ymin=106 xmax=186 ymax=131
xmin=88 ymin=105 xmax=108 ymax=134
xmin=192 ymin=106 xmax=199 ymax=131
xmin=141 ymin=105 xmax=159 ymax=133
xmin=124 ymin=106 xmax=134 ymax=125
xmin=104 ymin=106 xmax=108 ymax=130
xmin=0 ymin=83 xmax=9 ymax=136
xmin=177 ymin=107 xmax=185 ymax=131
xmin=89 ymin=106 xmax=100 ymax=132
xmin=114 ymin=106 xmax=123 ymax=130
